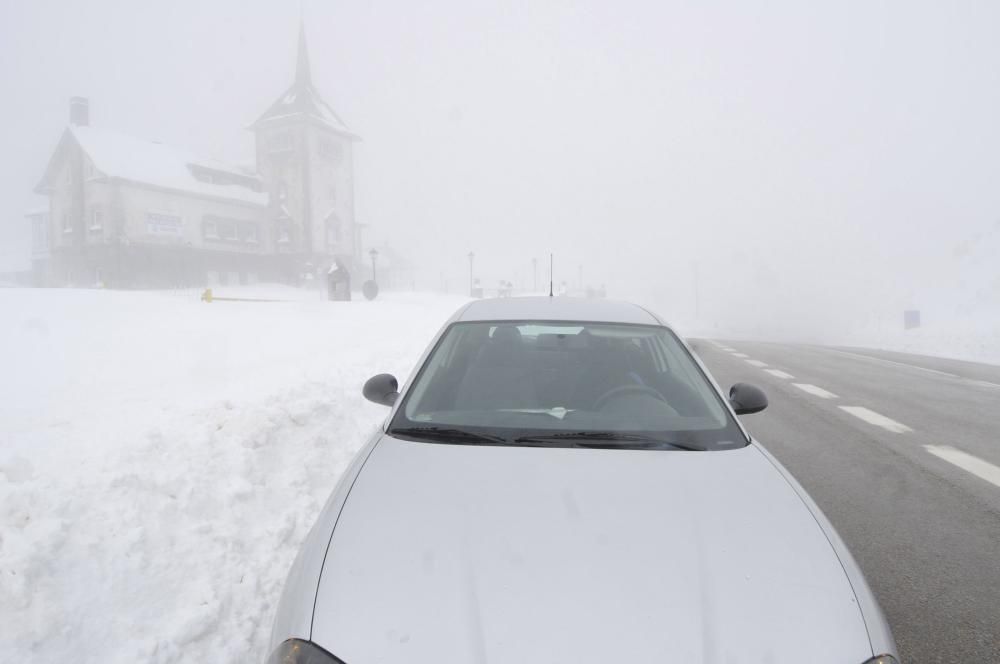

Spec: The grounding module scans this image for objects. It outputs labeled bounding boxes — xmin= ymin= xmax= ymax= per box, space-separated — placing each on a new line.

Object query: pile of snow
xmin=838 ymin=221 xmax=1000 ymax=365
xmin=838 ymin=312 xmax=1000 ymax=366
xmin=0 ymin=286 xmax=468 ymax=663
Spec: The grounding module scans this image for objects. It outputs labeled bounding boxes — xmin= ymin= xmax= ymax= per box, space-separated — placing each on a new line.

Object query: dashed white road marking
xmin=765 ymin=369 xmax=795 ymax=379
xmin=794 ymin=383 xmax=838 ymax=399
xmin=731 ymin=352 xmax=749 ymax=358
xmin=745 ymin=359 xmax=768 ymax=368
xmin=925 ymin=445 xmax=1000 ymax=489
xmin=825 ymin=348 xmax=959 ymax=378
xmin=839 ymin=406 xmax=912 ymax=433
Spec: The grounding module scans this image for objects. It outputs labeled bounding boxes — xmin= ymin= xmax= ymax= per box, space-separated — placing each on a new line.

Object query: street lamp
xmin=467 ymin=251 xmax=475 ymax=295
xmin=369 ymin=248 xmax=378 ymax=282
xmin=532 ymin=257 xmax=538 ymax=292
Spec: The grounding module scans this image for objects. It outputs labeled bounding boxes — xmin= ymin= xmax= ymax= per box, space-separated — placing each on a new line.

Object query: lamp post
xmin=467 ymin=251 xmax=475 ymax=295
xmin=532 ymin=257 xmax=538 ymax=292
xmin=369 ymin=248 xmax=378 ymax=283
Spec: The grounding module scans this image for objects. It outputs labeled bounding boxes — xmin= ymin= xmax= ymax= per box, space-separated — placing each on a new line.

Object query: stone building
xmin=30 ymin=24 xmax=359 ymax=288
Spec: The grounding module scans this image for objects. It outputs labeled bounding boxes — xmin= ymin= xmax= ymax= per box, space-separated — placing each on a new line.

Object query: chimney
xmin=70 ymin=96 xmax=89 ymax=127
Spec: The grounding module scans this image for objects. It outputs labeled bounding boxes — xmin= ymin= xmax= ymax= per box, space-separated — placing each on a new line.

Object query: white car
xmin=266 ymin=297 xmax=899 ymax=664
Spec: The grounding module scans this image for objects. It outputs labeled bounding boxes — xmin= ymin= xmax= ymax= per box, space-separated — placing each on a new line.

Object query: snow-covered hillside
xmin=0 ymin=286 xmax=468 ymax=664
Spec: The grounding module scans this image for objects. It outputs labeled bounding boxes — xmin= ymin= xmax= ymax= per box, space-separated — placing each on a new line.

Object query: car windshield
xmin=389 ymin=321 xmax=747 ymax=450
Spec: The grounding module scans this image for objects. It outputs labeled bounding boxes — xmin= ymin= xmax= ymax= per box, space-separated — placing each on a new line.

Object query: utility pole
xmin=549 ymin=253 xmax=554 ymax=297
xmin=467 ymin=251 xmax=475 ymax=296
xmin=694 ymin=262 xmax=701 ymax=320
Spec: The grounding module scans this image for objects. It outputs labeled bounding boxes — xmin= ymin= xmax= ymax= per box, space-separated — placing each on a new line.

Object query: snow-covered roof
xmin=72 ymin=126 xmax=268 ymax=206
xmin=35 ymin=126 xmax=269 ymax=206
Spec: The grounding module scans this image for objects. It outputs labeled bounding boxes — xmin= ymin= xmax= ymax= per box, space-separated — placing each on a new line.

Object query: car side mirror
xmin=729 ymin=383 xmax=768 ymax=415
xmin=363 ymin=373 xmax=399 ymax=406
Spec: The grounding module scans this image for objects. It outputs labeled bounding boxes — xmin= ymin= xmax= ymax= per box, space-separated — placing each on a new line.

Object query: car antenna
xmin=549 ymin=253 xmax=554 ymax=297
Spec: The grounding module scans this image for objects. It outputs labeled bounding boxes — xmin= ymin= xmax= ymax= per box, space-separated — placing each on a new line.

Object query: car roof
xmin=454 ymin=296 xmax=664 ymax=326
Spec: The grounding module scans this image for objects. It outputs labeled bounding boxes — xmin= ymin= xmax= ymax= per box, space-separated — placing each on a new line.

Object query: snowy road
xmin=695 ymin=340 xmax=1000 ymax=664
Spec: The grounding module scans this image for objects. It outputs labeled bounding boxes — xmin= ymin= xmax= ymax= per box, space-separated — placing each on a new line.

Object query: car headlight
xmin=266 ymin=639 xmax=346 ymax=664
xmin=863 ymin=656 xmax=899 ymax=664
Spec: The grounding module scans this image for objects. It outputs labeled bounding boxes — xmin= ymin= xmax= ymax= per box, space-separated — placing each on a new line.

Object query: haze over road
xmin=694 ymin=341 xmax=1000 ymax=663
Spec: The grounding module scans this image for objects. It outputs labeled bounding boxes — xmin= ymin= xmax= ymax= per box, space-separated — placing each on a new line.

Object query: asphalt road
xmin=692 ymin=340 xmax=1000 ymax=664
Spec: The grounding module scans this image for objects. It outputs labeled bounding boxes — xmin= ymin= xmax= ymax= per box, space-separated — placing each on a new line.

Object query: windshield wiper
xmin=388 ymin=426 xmax=510 ymax=446
xmin=513 ymin=431 xmax=705 ymax=451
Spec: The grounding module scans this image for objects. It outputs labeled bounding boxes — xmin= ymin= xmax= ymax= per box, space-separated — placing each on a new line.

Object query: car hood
xmin=312 ymin=436 xmax=873 ymax=664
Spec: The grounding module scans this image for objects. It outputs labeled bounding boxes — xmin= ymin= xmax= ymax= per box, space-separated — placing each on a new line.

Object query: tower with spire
xmin=251 ymin=21 xmax=360 ymax=276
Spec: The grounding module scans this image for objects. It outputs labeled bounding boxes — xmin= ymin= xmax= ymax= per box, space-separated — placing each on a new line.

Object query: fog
xmin=2 ymin=0 xmax=998 ymax=342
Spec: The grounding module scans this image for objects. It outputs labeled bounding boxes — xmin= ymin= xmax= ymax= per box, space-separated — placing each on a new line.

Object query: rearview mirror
xmin=363 ymin=373 xmax=399 ymax=406
xmin=729 ymin=383 xmax=768 ymax=415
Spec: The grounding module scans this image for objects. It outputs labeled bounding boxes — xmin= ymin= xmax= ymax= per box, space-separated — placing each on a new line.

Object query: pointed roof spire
xmin=295 ymin=18 xmax=312 ymax=88
xmin=249 ymin=17 xmax=358 ymax=139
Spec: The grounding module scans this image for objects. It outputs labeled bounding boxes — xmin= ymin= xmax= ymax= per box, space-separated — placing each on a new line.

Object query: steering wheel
xmin=592 ymin=383 xmax=668 ymax=410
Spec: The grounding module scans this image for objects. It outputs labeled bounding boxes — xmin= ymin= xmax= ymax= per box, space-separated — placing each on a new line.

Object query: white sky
xmin=2 ymin=0 xmax=998 ymax=335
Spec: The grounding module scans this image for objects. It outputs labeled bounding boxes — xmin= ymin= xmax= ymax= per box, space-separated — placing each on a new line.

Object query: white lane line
xmin=827 ymin=348 xmax=1000 ymax=390
xmin=731 ymin=352 xmax=749 ymax=358
xmin=925 ymin=445 xmax=1000 ymax=489
xmin=745 ymin=359 xmax=768 ymax=368
xmin=967 ymin=379 xmax=1000 ymax=389
xmin=794 ymin=383 xmax=838 ymax=399
xmin=825 ymin=348 xmax=959 ymax=378
xmin=765 ymin=369 xmax=795 ymax=379
xmin=839 ymin=406 xmax=912 ymax=433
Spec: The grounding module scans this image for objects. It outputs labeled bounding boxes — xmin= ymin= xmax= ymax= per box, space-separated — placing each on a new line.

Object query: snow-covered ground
xmin=0 ymin=286 xmax=468 ymax=664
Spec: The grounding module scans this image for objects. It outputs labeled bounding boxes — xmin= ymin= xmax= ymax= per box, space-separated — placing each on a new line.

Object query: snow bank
xmin=0 ymin=286 xmax=468 ymax=663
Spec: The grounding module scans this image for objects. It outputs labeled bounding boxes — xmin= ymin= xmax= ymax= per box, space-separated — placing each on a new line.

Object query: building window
xmin=204 ymin=215 xmax=258 ymax=244
xmin=328 ymin=183 xmax=337 ymax=202
xmin=318 ymin=138 xmax=342 ymax=164
xmin=269 ymin=132 xmax=293 ymax=153
xmin=325 ymin=213 xmax=341 ymax=247
xmin=278 ymin=180 xmax=289 ymax=201
xmin=239 ymin=222 xmax=259 ymax=243
xmin=62 ymin=212 xmax=73 ymax=233
xmin=89 ymin=206 xmax=103 ymax=231
xmin=277 ymin=223 xmax=291 ymax=244
xmin=219 ymin=220 xmax=238 ymax=241
xmin=203 ymin=218 xmax=219 ymax=239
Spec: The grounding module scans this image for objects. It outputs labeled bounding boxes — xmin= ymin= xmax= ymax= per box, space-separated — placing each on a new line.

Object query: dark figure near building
xmin=328 ymin=260 xmax=351 ymax=301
